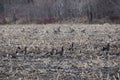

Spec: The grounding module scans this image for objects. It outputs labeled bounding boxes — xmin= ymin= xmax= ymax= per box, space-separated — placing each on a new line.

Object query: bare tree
xmin=1 ymin=0 xmax=120 ymax=24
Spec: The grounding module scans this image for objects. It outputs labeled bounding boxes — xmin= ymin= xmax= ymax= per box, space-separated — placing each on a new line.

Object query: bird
xmin=10 ymin=54 xmax=16 ymax=59
xmin=56 ymin=46 xmax=64 ymax=56
xmin=54 ymin=27 xmax=61 ymax=34
xmin=69 ymin=42 xmax=74 ymax=51
xmin=16 ymin=46 xmax=21 ymax=54
xmin=44 ymin=48 xmax=56 ymax=57
xmin=102 ymin=43 xmax=110 ymax=51
xmin=3 ymin=53 xmax=16 ymax=59
xmin=50 ymin=48 xmax=57 ymax=55
xmin=60 ymin=46 xmax=64 ymax=56
xmin=24 ymin=46 xmax=28 ymax=55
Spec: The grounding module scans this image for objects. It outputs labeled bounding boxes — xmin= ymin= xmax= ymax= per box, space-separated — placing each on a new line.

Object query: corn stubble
xmin=0 ymin=24 xmax=120 ymax=80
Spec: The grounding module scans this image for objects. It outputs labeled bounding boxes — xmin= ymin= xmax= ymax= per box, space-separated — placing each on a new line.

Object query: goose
xmin=69 ymin=42 xmax=74 ymax=51
xmin=56 ymin=46 xmax=64 ymax=56
xmin=16 ymin=46 xmax=21 ymax=55
xmin=102 ymin=43 xmax=110 ymax=51
xmin=50 ymin=48 xmax=57 ymax=55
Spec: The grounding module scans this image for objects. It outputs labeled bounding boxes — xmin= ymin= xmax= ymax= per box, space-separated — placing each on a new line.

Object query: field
xmin=0 ymin=24 xmax=120 ymax=80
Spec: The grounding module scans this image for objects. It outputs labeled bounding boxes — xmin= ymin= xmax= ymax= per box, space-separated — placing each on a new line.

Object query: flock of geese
xmin=2 ymin=42 xmax=111 ymax=59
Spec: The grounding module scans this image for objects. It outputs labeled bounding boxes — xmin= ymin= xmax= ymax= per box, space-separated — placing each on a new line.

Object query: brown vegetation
xmin=0 ymin=24 xmax=120 ymax=80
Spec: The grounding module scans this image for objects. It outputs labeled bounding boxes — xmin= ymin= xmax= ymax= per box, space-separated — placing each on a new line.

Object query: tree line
xmin=0 ymin=0 xmax=120 ymax=24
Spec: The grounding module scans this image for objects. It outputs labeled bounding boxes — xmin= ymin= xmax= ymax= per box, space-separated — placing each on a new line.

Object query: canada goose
xmin=69 ymin=42 xmax=74 ymax=51
xmin=4 ymin=53 xmax=16 ymax=59
xmin=54 ymin=27 xmax=61 ymax=34
xmin=56 ymin=46 xmax=64 ymax=56
xmin=44 ymin=48 xmax=56 ymax=57
xmin=60 ymin=46 xmax=64 ymax=56
xmin=24 ymin=46 xmax=27 ymax=55
xmin=16 ymin=46 xmax=21 ymax=54
xmin=102 ymin=43 xmax=110 ymax=51
xmin=10 ymin=54 xmax=16 ymax=58
xmin=50 ymin=48 xmax=57 ymax=55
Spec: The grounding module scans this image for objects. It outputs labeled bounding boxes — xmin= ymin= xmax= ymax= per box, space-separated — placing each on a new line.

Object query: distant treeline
xmin=0 ymin=0 xmax=120 ymax=24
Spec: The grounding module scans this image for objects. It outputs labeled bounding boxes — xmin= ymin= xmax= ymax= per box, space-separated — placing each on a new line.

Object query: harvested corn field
xmin=0 ymin=24 xmax=120 ymax=80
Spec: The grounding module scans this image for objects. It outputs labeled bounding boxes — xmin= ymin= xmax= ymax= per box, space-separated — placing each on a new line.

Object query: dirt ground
xmin=0 ymin=24 xmax=120 ymax=80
